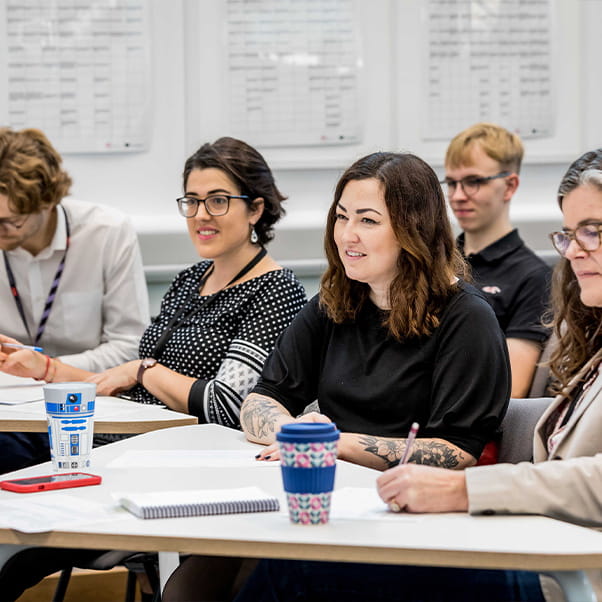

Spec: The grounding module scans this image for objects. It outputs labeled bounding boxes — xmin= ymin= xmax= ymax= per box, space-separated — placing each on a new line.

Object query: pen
xmin=1 ymin=343 xmax=44 ymax=353
xmin=389 ymin=422 xmax=419 ymax=513
xmin=400 ymin=422 xmax=419 ymax=465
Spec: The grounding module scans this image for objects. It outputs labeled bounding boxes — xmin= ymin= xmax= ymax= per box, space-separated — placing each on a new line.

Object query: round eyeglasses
xmin=0 ymin=213 xmax=30 ymax=232
xmin=176 ymin=194 xmax=250 ymax=218
xmin=440 ymin=171 xmax=511 ymax=198
xmin=549 ymin=224 xmax=602 ymax=257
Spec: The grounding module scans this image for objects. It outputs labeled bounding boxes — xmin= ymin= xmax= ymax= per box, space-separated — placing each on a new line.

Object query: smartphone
xmin=0 ymin=472 xmax=102 ymax=493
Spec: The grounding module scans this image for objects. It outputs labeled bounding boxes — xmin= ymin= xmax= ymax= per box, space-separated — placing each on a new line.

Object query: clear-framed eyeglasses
xmin=440 ymin=171 xmax=511 ymax=198
xmin=549 ymin=223 xmax=602 ymax=257
xmin=0 ymin=213 xmax=30 ymax=232
xmin=176 ymin=194 xmax=250 ymax=218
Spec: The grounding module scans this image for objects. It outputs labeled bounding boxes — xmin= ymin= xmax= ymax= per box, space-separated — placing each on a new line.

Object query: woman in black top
xmin=241 ymin=151 xmax=510 ymax=470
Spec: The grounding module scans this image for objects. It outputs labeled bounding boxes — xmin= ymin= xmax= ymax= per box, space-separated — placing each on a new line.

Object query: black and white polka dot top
xmin=128 ymin=260 xmax=306 ymax=429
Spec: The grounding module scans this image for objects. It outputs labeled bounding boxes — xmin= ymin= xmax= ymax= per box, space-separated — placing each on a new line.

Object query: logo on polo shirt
xmin=482 ymin=286 xmax=501 ymax=295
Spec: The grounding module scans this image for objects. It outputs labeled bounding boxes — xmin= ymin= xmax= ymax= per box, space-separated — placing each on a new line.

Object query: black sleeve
xmin=188 ymin=378 xmax=209 ymax=420
xmin=505 ymin=263 xmax=552 ymax=344
xmin=424 ymin=287 xmax=511 ymax=459
xmin=252 ymin=295 xmax=327 ymax=417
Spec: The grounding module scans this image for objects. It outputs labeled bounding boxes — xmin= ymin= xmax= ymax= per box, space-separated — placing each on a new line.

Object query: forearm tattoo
xmin=358 ymin=435 xmax=404 ymax=469
xmin=358 ymin=435 xmax=464 ymax=469
xmin=242 ymin=394 xmax=285 ymax=439
xmin=410 ymin=440 xmax=464 ymax=468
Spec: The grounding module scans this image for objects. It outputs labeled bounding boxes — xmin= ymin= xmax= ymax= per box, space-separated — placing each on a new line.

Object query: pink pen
xmin=400 ymin=422 xmax=419 ymax=465
xmin=388 ymin=422 xmax=420 ymax=512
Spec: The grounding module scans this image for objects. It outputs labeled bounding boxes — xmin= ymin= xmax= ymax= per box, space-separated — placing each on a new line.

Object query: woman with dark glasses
xmin=0 ymin=137 xmax=306 ymax=429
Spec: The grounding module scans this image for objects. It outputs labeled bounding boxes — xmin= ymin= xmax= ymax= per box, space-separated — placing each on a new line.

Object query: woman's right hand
xmin=86 ymin=360 xmax=139 ymax=396
xmin=0 ymin=334 xmax=48 ymax=379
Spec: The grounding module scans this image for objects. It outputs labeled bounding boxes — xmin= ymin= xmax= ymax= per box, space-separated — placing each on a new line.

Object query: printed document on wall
xmin=423 ymin=0 xmax=554 ymax=141
xmin=2 ymin=0 xmax=152 ymax=153
xmin=225 ymin=0 xmax=363 ymax=147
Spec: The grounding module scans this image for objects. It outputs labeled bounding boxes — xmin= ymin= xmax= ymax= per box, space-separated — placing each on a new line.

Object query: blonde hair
xmin=445 ymin=122 xmax=524 ymax=173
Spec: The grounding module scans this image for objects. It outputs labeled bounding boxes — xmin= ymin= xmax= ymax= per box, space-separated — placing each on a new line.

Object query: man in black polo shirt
xmin=442 ymin=123 xmax=551 ymax=397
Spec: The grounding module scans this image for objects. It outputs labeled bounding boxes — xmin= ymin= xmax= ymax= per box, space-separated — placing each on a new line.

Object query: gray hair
xmin=558 ymin=148 xmax=602 ymax=206
xmin=578 ymin=168 xmax=602 ymax=191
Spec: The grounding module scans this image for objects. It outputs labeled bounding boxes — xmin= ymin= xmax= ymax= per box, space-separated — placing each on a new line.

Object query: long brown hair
xmin=320 ymin=152 xmax=467 ymax=340
xmin=549 ymin=149 xmax=602 ymax=392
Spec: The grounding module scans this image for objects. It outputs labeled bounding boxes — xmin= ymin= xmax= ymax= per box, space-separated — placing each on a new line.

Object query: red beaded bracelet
xmin=35 ymin=354 xmax=51 ymax=382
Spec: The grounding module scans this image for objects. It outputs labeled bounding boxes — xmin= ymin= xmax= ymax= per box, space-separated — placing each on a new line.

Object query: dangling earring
xmin=250 ymin=227 xmax=259 ymax=244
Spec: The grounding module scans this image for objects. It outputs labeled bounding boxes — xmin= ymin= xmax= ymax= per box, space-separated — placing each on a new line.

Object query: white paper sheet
xmin=0 ymin=386 xmax=44 ymax=405
xmin=0 ymin=374 xmax=43 ymax=404
xmin=107 ymin=450 xmax=280 ymax=469
xmin=328 ymin=487 xmax=421 ymax=521
xmin=0 ymin=493 xmax=125 ymax=533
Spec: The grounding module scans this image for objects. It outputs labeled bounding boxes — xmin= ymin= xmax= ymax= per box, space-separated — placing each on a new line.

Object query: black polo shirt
xmin=458 ymin=229 xmax=551 ymax=344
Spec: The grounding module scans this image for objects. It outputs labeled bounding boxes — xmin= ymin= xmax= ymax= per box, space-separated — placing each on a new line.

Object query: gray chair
xmin=498 ymin=397 xmax=553 ymax=464
xmin=528 ymin=332 xmax=558 ymax=398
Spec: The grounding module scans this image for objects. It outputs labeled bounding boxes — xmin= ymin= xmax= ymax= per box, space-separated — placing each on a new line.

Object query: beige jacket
xmin=466 ymin=351 xmax=602 ymax=601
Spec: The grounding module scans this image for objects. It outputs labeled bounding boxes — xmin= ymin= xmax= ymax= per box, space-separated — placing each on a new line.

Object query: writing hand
xmin=376 ymin=464 xmax=469 ymax=513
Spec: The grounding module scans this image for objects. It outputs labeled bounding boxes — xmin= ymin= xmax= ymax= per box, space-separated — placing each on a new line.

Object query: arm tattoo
xmin=409 ymin=440 xmax=465 ymax=469
xmin=242 ymin=394 xmax=285 ymax=439
xmin=358 ymin=436 xmax=465 ymax=469
xmin=357 ymin=435 xmax=404 ymax=469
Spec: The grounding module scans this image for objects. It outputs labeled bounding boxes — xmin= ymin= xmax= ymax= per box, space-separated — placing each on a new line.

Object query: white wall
xmin=48 ymin=0 xmax=601 ymax=270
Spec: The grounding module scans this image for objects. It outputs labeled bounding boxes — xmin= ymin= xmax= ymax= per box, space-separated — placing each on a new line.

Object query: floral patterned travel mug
xmin=277 ymin=422 xmax=340 ymax=524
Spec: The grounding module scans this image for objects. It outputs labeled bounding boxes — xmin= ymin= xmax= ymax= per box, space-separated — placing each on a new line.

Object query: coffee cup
xmin=277 ymin=422 xmax=340 ymax=524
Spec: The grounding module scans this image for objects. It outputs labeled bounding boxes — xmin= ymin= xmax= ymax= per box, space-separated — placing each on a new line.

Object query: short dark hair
xmin=183 ymin=137 xmax=286 ymax=245
xmin=320 ymin=152 xmax=467 ymax=340
xmin=0 ymin=128 xmax=72 ymax=214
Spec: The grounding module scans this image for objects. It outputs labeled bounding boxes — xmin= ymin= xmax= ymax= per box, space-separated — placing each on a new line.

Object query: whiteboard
xmin=183 ymin=0 xmax=395 ymax=169
xmin=0 ymin=0 xmax=153 ymax=154
xmin=185 ymin=0 xmax=586 ymax=169
xmin=394 ymin=0 xmax=583 ymax=165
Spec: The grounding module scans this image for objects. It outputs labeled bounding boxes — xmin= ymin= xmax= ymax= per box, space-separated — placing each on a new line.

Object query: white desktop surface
xmin=0 ymin=424 xmax=601 ymax=577
xmin=0 ymin=373 xmax=196 ymax=433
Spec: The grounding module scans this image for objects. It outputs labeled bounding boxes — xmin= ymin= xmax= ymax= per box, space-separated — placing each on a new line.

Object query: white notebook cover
xmin=117 ymin=486 xmax=280 ymax=519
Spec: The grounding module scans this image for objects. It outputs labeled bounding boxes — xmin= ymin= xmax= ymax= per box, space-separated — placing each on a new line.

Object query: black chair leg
xmin=143 ymin=558 xmax=161 ymax=601
xmin=52 ymin=566 xmax=73 ymax=602
xmin=125 ymin=569 xmax=138 ymax=602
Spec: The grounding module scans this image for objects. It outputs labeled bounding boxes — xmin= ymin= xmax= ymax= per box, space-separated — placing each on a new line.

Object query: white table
xmin=0 ymin=424 xmax=601 ymax=602
xmin=0 ymin=396 xmax=197 ymax=434
xmin=0 ymin=373 xmax=196 ymax=433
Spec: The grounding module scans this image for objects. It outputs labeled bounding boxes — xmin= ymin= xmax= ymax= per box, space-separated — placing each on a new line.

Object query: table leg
xmin=158 ymin=551 xmax=180 ymax=593
xmin=543 ymin=570 xmax=596 ymax=602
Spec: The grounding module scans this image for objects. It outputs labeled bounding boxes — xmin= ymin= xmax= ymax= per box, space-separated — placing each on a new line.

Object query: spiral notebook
xmin=117 ymin=486 xmax=280 ymax=519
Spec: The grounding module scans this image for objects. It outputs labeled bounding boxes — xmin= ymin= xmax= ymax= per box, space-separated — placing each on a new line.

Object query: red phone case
xmin=0 ymin=472 xmax=101 ymax=493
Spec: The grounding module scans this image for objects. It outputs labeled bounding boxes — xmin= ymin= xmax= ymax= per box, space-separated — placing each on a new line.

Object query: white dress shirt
xmin=0 ymin=198 xmax=149 ymax=371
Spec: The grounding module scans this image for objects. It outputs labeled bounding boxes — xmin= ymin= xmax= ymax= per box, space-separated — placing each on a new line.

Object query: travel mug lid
xmin=277 ymin=422 xmax=340 ymax=443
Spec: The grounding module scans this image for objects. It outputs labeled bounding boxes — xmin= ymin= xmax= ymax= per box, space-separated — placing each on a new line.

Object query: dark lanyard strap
xmin=150 ymin=246 xmax=267 ymax=360
xmin=3 ymin=205 xmax=70 ymax=346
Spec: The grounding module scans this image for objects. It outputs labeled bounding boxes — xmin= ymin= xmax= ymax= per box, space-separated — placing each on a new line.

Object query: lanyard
xmin=150 ymin=246 xmax=267 ymax=360
xmin=2 ymin=205 xmax=70 ymax=346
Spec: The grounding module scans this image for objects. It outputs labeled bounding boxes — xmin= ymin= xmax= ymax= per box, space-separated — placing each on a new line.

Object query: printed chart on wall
xmin=224 ymin=0 xmax=362 ymax=147
xmin=1 ymin=0 xmax=152 ymax=153
xmin=423 ymin=0 xmax=554 ymax=141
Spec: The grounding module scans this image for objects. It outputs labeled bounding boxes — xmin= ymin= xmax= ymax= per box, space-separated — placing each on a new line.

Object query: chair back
xmin=528 ymin=332 xmax=558 ymax=398
xmin=498 ymin=397 xmax=553 ymax=464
